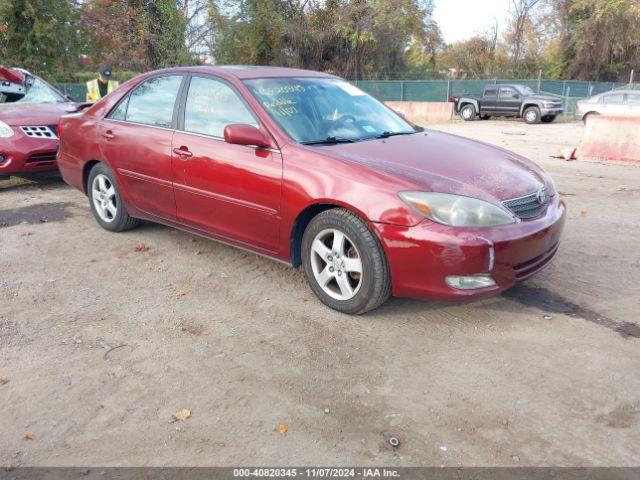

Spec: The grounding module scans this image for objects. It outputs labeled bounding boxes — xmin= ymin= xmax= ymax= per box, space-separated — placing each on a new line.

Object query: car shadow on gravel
xmin=0 ymin=201 xmax=73 ymax=227
xmin=367 ymin=285 xmax=640 ymax=339
xmin=0 ymin=173 xmax=67 ymax=192
xmin=502 ymin=284 xmax=640 ymax=339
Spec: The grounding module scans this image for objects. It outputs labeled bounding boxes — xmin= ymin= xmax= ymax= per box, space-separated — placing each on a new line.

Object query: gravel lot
xmin=1 ymin=119 xmax=639 ymax=467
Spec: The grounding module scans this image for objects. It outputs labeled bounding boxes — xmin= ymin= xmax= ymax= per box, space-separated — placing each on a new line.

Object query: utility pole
xmin=537 ymin=69 xmax=542 ymax=94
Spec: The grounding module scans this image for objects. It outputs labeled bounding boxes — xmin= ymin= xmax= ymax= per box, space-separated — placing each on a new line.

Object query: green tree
xmin=546 ymin=0 xmax=640 ymax=81
xmin=0 ymin=0 xmax=81 ymax=80
xmin=206 ymin=0 xmax=441 ymax=80
xmin=79 ymin=0 xmax=192 ymax=71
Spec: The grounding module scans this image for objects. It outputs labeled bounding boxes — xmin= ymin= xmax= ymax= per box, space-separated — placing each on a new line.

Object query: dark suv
xmin=451 ymin=84 xmax=564 ymax=124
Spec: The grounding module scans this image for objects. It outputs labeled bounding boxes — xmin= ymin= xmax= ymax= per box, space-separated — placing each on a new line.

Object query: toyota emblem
xmin=536 ymin=188 xmax=548 ymax=204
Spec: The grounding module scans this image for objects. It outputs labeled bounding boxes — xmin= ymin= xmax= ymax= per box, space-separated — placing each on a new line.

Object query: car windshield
xmin=0 ymin=77 xmax=66 ymax=104
xmin=515 ymin=85 xmax=535 ymax=96
xmin=243 ymin=77 xmax=417 ymax=144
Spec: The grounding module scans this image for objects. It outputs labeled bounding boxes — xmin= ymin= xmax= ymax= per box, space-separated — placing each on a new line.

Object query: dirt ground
xmin=1 ymin=119 xmax=639 ymax=467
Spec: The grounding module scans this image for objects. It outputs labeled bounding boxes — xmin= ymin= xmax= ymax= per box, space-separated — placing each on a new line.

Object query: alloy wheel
xmin=310 ymin=228 xmax=363 ymax=301
xmin=91 ymin=173 xmax=117 ymax=223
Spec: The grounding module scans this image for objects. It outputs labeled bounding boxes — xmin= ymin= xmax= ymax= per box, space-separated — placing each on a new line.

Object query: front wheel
xmin=460 ymin=104 xmax=476 ymax=121
xmin=302 ymin=208 xmax=391 ymax=314
xmin=583 ymin=112 xmax=599 ymax=124
xmin=87 ymin=163 xmax=140 ymax=232
xmin=523 ymin=106 xmax=541 ymax=124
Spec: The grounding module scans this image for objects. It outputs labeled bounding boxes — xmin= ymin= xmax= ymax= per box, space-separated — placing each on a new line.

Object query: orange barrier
xmin=580 ymin=115 xmax=640 ymax=164
xmin=385 ymin=101 xmax=453 ymax=124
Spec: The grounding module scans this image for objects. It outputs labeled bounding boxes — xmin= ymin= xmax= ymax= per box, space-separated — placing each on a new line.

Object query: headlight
xmin=0 ymin=120 xmax=14 ymax=138
xmin=399 ymin=191 xmax=516 ymax=227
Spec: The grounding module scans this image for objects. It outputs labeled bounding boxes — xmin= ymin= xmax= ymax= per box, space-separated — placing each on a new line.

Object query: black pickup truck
xmin=451 ymin=84 xmax=564 ymax=124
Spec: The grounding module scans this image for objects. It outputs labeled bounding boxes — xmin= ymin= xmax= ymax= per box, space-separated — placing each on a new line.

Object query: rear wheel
xmin=541 ymin=115 xmax=557 ymax=123
xmin=87 ymin=163 xmax=140 ymax=232
xmin=523 ymin=106 xmax=541 ymax=124
xmin=302 ymin=208 xmax=391 ymax=314
xmin=460 ymin=104 xmax=476 ymax=121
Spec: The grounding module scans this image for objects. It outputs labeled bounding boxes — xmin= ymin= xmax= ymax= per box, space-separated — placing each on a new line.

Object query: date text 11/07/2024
xmin=232 ymin=468 xmax=400 ymax=478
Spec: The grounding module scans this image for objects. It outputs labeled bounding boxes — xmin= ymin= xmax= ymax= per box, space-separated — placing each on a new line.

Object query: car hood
xmin=0 ymin=102 xmax=77 ymax=126
xmin=314 ymin=130 xmax=549 ymax=203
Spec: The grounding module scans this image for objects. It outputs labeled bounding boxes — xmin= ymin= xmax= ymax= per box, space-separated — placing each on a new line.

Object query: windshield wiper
xmin=301 ymin=136 xmax=357 ymax=145
xmin=374 ymin=130 xmax=417 ymax=139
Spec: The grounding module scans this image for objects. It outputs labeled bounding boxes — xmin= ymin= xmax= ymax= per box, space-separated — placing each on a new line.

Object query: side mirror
xmin=224 ymin=124 xmax=272 ymax=149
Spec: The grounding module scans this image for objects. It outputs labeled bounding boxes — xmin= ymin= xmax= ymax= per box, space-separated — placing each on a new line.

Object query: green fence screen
xmin=352 ymin=79 xmax=628 ymax=114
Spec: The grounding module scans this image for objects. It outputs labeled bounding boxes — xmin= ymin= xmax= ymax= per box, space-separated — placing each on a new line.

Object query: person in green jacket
xmin=86 ymin=66 xmax=119 ymax=103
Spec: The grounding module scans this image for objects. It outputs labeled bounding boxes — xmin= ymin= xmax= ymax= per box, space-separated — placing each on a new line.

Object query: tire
xmin=459 ymin=104 xmax=476 ymax=121
xmin=523 ymin=106 xmax=541 ymax=124
xmin=87 ymin=163 xmax=140 ymax=232
xmin=301 ymin=208 xmax=391 ymax=314
xmin=541 ymin=115 xmax=556 ymax=123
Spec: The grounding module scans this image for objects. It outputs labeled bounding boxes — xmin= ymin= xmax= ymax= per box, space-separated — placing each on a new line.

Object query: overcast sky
xmin=433 ymin=0 xmax=512 ymax=44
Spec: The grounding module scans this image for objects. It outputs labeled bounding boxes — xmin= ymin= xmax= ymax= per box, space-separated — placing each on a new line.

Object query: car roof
xmin=485 ymin=84 xmax=525 ymax=89
xmin=150 ymin=65 xmax=338 ymax=80
xmin=600 ymin=89 xmax=639 ymax=95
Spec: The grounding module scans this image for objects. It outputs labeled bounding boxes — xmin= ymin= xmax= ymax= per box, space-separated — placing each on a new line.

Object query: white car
xmin=575 ymin=89 xmax=640 ymax=122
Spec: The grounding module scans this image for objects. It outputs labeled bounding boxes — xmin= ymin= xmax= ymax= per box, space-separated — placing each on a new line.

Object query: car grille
xmin=25 ymin=151 xmax=57 ymax=165
xmin=502 ymin=187 xmax=550 ymax=220
xmin=20 ymin=125 xmax=58 ymax=139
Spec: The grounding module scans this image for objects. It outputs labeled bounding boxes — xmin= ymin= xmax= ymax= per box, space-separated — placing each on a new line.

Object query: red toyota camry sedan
xmin=57 ymin=66 xmax=565 ymax=314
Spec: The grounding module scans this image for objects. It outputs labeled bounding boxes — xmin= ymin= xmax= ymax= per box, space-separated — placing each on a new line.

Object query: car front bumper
xmin=374 ymin=198 xmax=566 ymax=302
xmin=540 ymin=107 xmax=564 ymax=116
xmin=0 ymin=128 xmax=59 ymax=175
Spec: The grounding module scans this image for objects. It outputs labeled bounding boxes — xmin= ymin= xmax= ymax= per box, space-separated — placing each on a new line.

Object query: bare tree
xmin=508 ymin=0 xmax=542 ymax=64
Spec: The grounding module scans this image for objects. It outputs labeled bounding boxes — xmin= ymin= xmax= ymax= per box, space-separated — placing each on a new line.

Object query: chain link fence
xmin=55 ymin=83 xmax=89 ymax=102
xmin=56 ymin=78 xmax=633 ymax=115
xmin=353 ymin=79 xmax=631 ymax=115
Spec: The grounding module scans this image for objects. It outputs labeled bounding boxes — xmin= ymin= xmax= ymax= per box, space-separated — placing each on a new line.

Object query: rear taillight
xmin=57 ymin=118 xmax=62 ymax=138
xmin=449 ymin=96 xmax=455 ymax=102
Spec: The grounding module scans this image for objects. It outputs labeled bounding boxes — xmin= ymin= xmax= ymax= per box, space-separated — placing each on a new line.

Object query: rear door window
xmin=125 ymin=75 xmax=183 ymax=128
xmin=626 ymin=94 xmax=640 ymax=104
xmin=484 ymin=88 xmax=498 ymax=98
xmin=602 ymin=93 xmax=625 ymax=104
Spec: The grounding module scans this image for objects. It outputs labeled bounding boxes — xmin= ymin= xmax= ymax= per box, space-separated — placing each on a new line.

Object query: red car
xmin=0 ymin=67 xmax=89 ymax=178
xmin=57 ymin=66 xmax=565 ymax=314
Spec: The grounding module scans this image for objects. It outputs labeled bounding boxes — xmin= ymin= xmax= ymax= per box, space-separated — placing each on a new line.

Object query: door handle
xmin=103 ymin=130 xmax=115 ymax=140
xmin=172 ymin=147 xmax=193 ymax=159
